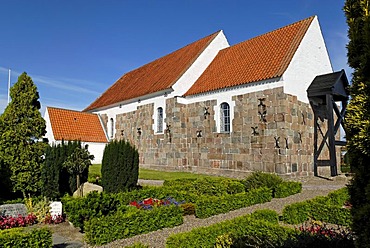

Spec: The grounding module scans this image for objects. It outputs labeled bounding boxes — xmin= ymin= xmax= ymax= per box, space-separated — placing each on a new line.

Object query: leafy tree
xmin=344 ymin=0 xmax=370 ymax=246
xmin=63 ymin=146 xmax=94 ymax=196
xmin=101 ymin=139 xmax=139 ymax=193
xmin=0 ymin=72 xmax=46 ymax=197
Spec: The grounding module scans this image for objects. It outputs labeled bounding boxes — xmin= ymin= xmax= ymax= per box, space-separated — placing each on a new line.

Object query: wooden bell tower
xmin=307 ymin=70 xmax=349 ymax=177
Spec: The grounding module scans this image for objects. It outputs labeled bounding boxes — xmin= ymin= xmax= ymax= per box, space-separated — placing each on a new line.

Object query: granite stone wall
xmin=114 ymin=87 xmax=338 ymax=177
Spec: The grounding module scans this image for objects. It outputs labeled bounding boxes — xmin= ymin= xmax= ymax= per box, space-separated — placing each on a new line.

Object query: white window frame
xmin=220 ymin=102 xmax=230 ymax=133
xmin=214 ymin=97 xmax=235 ymax=133
xmin=157 ymin=107 xmax=164 ymax=133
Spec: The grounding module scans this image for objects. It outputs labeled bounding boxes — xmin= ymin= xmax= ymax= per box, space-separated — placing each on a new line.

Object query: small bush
xmin=242 ymin=171 xmax=283 ymax=194
xmin=274 ymin=181 xmax=302 ymax=198
xmin=0 ymin=227 xmax=52 ymax=247
xmin=282 ymin=201 xmax=311 ymax=224
xmin=163 ymin=177 xmax=245 ymax=196
xmin=180 ymin=203 xmax=196 ymax=216
xmin=282 ymin=188 xmax=351 ymax=226
xmin=249 ymin=209 xmax=279 ymax=224
xmin=166 ymin=211 xmax=297 ymax=248
xmin=85 ymin=205 xmax=183 ymax=245
xmin=195 ymin=187 xmax=272 ymax=218
xmin=62 ymin=191 xmax=120 ymax=231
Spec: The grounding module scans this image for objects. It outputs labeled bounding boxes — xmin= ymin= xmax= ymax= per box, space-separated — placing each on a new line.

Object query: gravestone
xmin=49 ymin=201 xmax=62 ymax=219
xmin=0 ymin=203 xmax=28 ymax=217
xmin=73 ymin=182 xmax=103 ymax=197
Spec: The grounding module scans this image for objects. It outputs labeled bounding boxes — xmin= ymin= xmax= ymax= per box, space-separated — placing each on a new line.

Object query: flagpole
xmin=7 ymin=68 xmax=11 ymax=103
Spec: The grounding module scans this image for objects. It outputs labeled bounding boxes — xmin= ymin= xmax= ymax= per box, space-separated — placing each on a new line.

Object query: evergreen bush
xmin=166 ymin=210 xmax=297 ymax=248
xmin=282 ymin=188 xmax=351 ymax=225
xmin=41 ymin=141 xmax=89 ymax=198
xmin=101 ymin=140 xmax=139 ymax=193
xmin=85 ymin=205 xmax=183 ymax=245
xmin=0 ymin=227 xmax=52 ymax=248
xmin=242 ymin=171 xmax=283 ymax=195
xmin=195 ymin=187 xmax=272 ymax=218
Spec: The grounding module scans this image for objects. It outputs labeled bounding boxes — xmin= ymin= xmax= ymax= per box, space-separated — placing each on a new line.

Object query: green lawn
xmin=88 ymin=164 xmax=217 ymax=181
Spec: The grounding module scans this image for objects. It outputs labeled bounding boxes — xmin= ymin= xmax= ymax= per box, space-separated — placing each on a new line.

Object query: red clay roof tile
xmin=184 ymin=16 xmax=314 ymax=96
xmin=84 ymin=31 xmax=221 ymax=111
xmin=47 ymin=107 xmax=108 ymax=143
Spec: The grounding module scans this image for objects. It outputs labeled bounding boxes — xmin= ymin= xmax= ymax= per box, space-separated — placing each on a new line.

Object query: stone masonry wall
xmin=114 ymin=87 xmax=337 ymax=178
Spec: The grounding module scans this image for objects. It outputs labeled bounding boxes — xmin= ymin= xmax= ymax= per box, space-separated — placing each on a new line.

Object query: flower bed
xmin=129 ymin=197 xmax=184 ymax=210
xmin=0 ymin=214 xmax=37 ymax=230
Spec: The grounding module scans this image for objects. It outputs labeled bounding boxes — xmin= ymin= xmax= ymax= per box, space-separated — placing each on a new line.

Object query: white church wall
xmin=283 ymin=16 xmax=333 ymax=103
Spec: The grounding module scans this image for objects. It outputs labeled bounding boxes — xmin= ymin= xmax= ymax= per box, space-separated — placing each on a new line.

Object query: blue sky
xmin=0 ymin=0 xmax=350 ymax=115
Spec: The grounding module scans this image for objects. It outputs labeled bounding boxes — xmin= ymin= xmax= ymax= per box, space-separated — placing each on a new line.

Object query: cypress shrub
xmin=41 ymin=141 xmax=89 ymax=198
xmin=101 ymin=140 xmax=139 ymax=193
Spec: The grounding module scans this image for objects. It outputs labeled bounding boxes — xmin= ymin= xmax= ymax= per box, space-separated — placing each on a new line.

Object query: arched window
xmin=220 ymin=102 xmax=230 ymax=133
xmin=157 ymin=107 xmax=163 ymax=133
xmin=110 ymin=118 xmax=114 ymax=138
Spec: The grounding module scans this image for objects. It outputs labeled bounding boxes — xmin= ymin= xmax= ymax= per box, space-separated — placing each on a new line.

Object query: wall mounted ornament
xmin=196 ymin=130 xmax=202 ymax=138
xmin=258 ymin=98 xmax=267 ymax=122
xmin=165 ymin=124 xmax=172 ymax=143
xmin=137 ymin=127 xmax=142 ymax=137
xmin=204 ymin=107 xmax=210 ymax=119
xmin=274 ymin=136 xmax=280 ymax=148
xmin=251 ymin=126 xmax=259 ymax=136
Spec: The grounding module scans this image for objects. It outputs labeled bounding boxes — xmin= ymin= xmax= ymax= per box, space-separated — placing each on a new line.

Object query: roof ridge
xmin=167 ymin=30 xmax=222 ymax=89
xmin=84 ymin=30 xmax=222 ymax=112
xmin=184 ymin=16 xmax=317 ymax=97
xmin=48 ymin=106 xmax=97 ymax=115
xmin=221 ymin=16 xmax=315 ymax=52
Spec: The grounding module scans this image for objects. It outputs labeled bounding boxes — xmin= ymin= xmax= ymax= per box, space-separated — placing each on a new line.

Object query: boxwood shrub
xmin=0 ymin=227 xmax=52 ymax=248
xmin=274 ymin=181 xmax=302 ymax=198
xmin=85 ymin=205 xmax=183 ymax=245
xmin=242 ymin=171 xmax=283 ymax=193
xmin=282 ymin=187 xmax=351 ymax=225
xmin=163 ymin=177 xmax=245 ymax=196
xmin=62 ymin=187 xmax=196 ymax=230
xmin=195 ymin=187 xmax=272 ymax=218
xmin=166 ymin=209 xmax=297 ymax=248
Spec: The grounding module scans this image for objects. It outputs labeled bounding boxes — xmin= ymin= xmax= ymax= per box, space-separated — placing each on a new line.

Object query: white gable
xmin=282 ymin=16 xmax=333 ymax=103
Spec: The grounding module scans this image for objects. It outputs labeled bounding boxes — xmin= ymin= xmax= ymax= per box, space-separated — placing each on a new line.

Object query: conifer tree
xmin=0 ymin=72 xmax=46 ymax=196
xmin=101 ymin=139 xmax=139 ymax=193
xmin=344 ymin=0 xmax=370 ymax=246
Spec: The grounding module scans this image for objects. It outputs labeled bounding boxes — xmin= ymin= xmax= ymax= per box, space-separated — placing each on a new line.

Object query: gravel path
xmin=91 ymin=176 xmax=349 ymax=248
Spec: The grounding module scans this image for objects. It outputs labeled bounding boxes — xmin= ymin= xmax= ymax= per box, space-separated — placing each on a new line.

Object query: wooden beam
xmin=326 ymin=94 xmax=337 ymax=176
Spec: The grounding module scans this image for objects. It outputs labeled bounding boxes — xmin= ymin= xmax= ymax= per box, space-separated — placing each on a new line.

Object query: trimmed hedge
xmin=274 ymin=181 xmax=302 ymax=198
xmin=62 ymin=187 xmax=196 ymax=230
xmin=85 ymin=205 xmax=183 ymax=245
xmin=0 ymin=227 xmax=52 ymax=248
xmin=195 ymin=187 xmax=272 ymax=218
xmin=282 ymin=187 xmax=351 ymax=226
xmin=163 ymin=177 xmax=245 ymax=196
xmin=166 ymin=209 xmax=297 ymax=248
